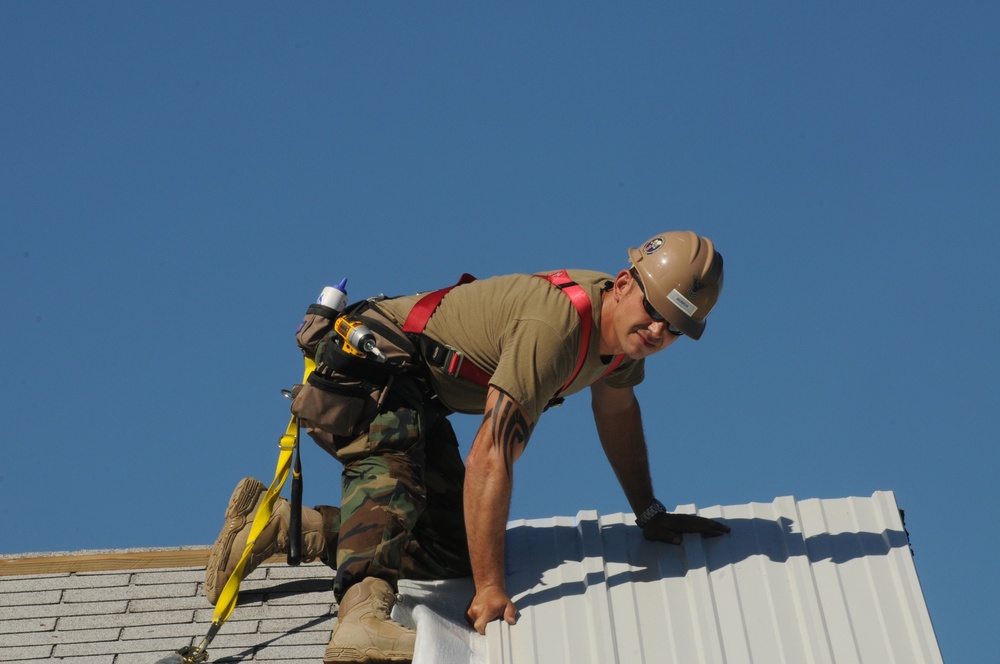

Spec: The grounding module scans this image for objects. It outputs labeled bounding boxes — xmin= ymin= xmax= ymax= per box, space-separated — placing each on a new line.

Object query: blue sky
xmin=2 ymin=3 xmax=997 ymax=661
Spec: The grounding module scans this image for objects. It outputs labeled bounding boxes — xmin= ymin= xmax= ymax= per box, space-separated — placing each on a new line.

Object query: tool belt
xmin=291 ymin=301 xmax=421 ymax=442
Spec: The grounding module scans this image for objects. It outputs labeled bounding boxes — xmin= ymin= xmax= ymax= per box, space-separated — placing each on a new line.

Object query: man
xmin=205 ymin=231 xmax=729 ymax=663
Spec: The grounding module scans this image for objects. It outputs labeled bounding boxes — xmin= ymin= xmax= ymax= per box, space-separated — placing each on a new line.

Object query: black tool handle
xmin=288 ymin=447 xmax=303 ymax=566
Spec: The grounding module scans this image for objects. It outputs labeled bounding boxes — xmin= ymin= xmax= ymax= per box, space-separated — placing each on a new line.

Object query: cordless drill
xmin=334 ymin=316 xmax=387 ymax=362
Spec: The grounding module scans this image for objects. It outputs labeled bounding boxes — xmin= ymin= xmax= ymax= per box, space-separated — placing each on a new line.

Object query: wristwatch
xmin=635 ymin=499 xmax=667 ymax=528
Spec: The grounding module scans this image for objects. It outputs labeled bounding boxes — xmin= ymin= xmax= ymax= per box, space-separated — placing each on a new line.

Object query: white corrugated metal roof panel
xmin=486 ymin=491 xmax=941 ymax=664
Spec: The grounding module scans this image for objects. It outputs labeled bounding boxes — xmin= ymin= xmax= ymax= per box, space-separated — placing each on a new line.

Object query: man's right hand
xmin=465 ymin=584 xmax=517 ymax=635
xmin=642 ymin=511 xmax=731 ymax=544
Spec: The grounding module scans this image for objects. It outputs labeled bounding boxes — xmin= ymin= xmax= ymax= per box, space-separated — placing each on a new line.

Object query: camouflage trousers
xmin=307 ymin=375 xmax=472 ymax=601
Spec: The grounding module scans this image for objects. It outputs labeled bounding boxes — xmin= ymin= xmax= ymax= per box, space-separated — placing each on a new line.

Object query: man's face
xmin=613 ymin=273 xmax=681 ymax=359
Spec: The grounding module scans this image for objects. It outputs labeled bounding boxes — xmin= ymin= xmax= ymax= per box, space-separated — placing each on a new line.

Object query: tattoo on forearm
xmin=489 ymin=393 xmax=533 ymax=477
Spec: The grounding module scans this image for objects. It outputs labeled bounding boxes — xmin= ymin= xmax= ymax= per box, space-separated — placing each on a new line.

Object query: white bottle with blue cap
xmin=317 ymin=277 xmax=349 ymax=313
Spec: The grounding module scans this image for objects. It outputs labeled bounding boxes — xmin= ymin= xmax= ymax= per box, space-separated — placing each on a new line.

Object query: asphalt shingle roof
xmin=0 ymin=552 xmax=339 ymax=663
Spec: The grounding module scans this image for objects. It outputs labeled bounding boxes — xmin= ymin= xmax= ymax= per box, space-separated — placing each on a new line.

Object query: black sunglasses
xmin=631 ymin=270 xmax=684 ymax=336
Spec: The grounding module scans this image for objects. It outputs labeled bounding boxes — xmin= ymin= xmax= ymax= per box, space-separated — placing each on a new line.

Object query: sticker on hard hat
xmin=642 ymin=237 xmax=664 ymax=254
xmin=667 ymin=289 xmax=698 ymax=316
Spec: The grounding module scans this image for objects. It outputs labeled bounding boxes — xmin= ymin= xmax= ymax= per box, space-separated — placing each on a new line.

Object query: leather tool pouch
xmin=291 ymin=302 xmax=419 ymax=439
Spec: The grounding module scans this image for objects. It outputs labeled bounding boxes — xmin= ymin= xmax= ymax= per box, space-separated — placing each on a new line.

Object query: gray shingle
xmin=257 ymin=616 xmax=336 ymax=635
xmin=130 ymin=569 xmax=205 ymax=586
xmin=1 ymin=627 xmax=121 ymax=648
xmin=64 ymin=584 xmax=199 ymax=603
xmin=193 ymin=603 xmax=333 ymax=623
xmin=5 ymin=601 xmax=129 ymax=621
xmin=56 ymin=609 xmax=194 ymax=631
xmin=0 ymin=617 xmax=58 ymax=635
xmin=127 ymin=595 xmax=208 ymax=612
xmin=0 ymin=589 xmax=62 ymax=607
xmin=53 ymin=636 xmax=185 ymax=658
xmin=120 ymin=620 xmax=256 ymax=642
xmin=0 ymin=574 xmax=128 ymax=593
xmin=253 ymin=644 xmax=331 ymax=661
xmin=0 ymin=643 xmax=54 ymax=661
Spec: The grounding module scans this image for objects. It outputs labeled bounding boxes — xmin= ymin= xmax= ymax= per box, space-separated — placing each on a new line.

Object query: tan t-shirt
xmin=376 ymin=270 xmax=644 ymax=422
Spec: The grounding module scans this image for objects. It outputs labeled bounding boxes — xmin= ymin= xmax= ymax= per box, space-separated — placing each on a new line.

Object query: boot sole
xmin=324 ymin=646 xmax=413 ymax=663
xmin=204 ymin=477 xmax=267 ymax=603
xmin=225 ymin=477 xmax=267 ymax=520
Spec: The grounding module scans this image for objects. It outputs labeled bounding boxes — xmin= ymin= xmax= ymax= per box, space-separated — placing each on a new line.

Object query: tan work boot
xmin=324 ymin=577 xmax=416 ymax=663
xmin=204 ymin=477 xmax=337 ymax=605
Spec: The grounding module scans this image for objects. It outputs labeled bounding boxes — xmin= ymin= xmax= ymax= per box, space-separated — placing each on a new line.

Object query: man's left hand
xmin=642 ymin=512 xmax=731 ymax=544
xmin=465 ymin=584 xmax=517 ymax=635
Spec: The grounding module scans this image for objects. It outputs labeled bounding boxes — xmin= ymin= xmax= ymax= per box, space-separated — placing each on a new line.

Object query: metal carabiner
xmin=153 ymin=644 xmax=209 ymax=664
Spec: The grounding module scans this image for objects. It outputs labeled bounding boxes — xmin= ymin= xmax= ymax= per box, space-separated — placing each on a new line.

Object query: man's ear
xmin=613 ymin=269 xmax=633 ymax=301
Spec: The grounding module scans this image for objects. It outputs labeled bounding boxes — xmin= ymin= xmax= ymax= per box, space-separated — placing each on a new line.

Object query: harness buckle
xmin=441 ymin=345 xmax=464 ymax=378
xmin=417 ymin=336 xmax=491 ymax=387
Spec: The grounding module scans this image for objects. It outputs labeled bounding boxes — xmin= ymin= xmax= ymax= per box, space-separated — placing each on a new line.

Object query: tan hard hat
xmin=627 ymin=231 xmax=724 ymax=340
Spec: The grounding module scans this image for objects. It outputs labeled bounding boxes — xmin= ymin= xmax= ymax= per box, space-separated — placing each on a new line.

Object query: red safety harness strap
xmin=402 ymin=273 xmax=477 ymax=335
xmin=401 ymin=271 xmax=626 ymax=402
xmin=537 ymin=271 xmax=625 ymax=402
xmin=402 ymin=273 xmax=492 ymax=386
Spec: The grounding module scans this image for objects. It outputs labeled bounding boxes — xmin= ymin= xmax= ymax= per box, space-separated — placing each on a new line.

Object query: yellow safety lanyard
xmin=176 ymin=357 xmax=315 ymax=664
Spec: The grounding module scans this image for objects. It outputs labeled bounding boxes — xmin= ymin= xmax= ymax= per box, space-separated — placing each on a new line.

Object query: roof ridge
xmin=0 ymin=548 xmax=285 ymax=576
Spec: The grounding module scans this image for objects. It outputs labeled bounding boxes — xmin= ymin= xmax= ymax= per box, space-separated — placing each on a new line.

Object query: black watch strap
xmin=635 ymin=499 xmax=667 ymax=528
